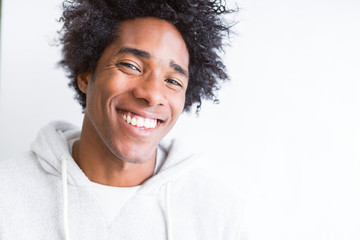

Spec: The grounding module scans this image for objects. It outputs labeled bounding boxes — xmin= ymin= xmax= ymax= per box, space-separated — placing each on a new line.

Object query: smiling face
xmin=78 ymin=17 xmax=189 ymax=164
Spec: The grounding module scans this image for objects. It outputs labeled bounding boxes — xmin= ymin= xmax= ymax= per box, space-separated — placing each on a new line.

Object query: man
xmin=0 ymin=0 xmax=247 ymax=239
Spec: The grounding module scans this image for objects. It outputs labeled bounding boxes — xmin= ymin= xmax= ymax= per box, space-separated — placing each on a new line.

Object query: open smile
xmin=118 ymin=110 xmax=161 ymax=130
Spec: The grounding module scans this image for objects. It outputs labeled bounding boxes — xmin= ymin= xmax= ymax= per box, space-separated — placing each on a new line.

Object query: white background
xmin=1 ymin=0 xmax=359 ymax=239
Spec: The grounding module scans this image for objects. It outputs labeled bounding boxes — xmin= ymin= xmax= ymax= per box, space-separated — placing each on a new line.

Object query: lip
xmin=115 ymin=107 xmax=164 ymax=137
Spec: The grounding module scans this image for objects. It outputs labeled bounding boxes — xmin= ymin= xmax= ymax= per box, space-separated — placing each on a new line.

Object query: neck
xmin=72 ymin=118 xmax=156 ymax=187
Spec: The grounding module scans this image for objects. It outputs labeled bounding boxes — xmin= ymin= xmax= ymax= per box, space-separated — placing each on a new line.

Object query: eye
xmin=165 ymin=78 xmax=183 ymax=88
xmin=116 ymin=62 xmax=140 ymax=72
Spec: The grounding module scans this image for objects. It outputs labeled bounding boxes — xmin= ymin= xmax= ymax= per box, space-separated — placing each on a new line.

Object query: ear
xmin=77 ymin=72 xmax=92 ymax=94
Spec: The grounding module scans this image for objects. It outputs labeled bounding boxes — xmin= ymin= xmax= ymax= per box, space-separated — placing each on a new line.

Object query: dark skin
xmin=72 ymin=18 xmax=189 ymax=187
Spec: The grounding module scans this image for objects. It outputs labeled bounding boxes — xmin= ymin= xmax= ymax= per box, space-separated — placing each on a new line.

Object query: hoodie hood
xmin=31 ymin=121 xmax=206 ymax=190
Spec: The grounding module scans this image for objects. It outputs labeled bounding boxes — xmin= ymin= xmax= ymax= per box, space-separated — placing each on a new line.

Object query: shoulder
xmin=169 ymin=168 xmax=248 ymax=239
xmin=0 ymin=152 xmax=38 ymax=175
xmin=0 ymin=152 xmax=48 ymax=191
xmin=0 ymin=151 xmax=61 ymax=206
xmin=0 ymin=152 xmax=62 ymax=237
xmin=176 ymin=167 xmax=245 ymax=205
xmin=173 ymin=167 xmax=246 ymax=218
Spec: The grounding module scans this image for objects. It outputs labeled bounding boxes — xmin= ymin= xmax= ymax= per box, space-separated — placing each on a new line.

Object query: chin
xmin=109 ymin=144 xmax=157 ymax=165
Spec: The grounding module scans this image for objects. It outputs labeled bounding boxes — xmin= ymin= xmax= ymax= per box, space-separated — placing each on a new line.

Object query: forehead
xmin=112 ymin=17 xmax=189 ymax=67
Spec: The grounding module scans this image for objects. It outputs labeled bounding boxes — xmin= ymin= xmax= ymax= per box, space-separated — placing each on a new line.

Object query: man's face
xmin=78 ymin=17 xmax=189 ymax=164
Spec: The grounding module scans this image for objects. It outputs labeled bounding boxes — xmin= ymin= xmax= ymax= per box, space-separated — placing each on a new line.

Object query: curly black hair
xmin=59 ymin=0 xmax=235 ymax=113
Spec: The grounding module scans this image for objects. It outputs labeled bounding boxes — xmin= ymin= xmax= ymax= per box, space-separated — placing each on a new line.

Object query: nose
xmin=132 ymin=74 xmax=165 ymax=107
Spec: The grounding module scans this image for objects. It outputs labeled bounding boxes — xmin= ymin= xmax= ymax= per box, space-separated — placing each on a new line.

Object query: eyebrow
xmin=170 ymin=60 xmax=189 ymax=78
xmin=117 ymin=47 xmax=151 ymax=59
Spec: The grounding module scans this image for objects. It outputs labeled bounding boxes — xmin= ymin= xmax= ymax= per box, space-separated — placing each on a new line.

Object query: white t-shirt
xmin=91 ymin=182 xmax=140 ymax=222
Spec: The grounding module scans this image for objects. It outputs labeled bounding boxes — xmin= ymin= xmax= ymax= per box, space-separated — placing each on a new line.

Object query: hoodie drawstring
xmin=60 ymin=155 xmax=70 ymax=240
xmin=165 ymin=182 xmax=173 ymax=240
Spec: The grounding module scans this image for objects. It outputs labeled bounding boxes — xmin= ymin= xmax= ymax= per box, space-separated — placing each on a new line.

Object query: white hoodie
xmin=0 ymin=121 xmax=247 ymax=240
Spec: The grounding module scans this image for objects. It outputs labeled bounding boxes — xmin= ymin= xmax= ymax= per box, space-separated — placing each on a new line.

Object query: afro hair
xmin=59 ymin=0 xmax=236 ymax=113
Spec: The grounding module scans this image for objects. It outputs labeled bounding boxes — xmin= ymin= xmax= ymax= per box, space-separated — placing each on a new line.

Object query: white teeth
xmin=144 ymin=119 xmax=151 ymax=128
xmin=152 ymin=120 xmax=157 ymax=128
xmin=136 ymin=118 xmax=144 ymax=127
xmin=121 ymin=112 xmax=158 ymax=129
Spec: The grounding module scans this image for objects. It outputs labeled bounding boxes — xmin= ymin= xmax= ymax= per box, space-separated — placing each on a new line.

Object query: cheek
xmin=89 ymin=72 xmax=127 ymax=104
